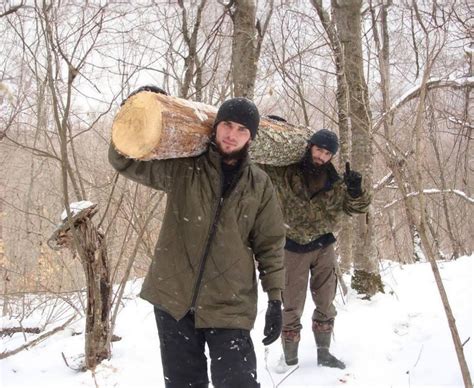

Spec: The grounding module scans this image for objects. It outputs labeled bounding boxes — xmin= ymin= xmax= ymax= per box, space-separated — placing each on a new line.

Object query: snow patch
xmin=60 ymin=200 xmax=95 ymax=221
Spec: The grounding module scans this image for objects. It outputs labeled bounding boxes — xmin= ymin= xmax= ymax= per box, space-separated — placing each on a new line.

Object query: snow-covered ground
xmin=1 ymin=255 xmax=472 ymax=388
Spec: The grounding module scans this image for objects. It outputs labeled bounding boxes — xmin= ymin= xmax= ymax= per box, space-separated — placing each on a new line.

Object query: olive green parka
xmin=109 ymin=144 xmax=285 ymax=330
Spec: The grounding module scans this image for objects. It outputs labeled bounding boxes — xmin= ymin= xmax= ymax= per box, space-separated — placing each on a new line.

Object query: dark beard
xmin=299 ymin=148 xmax=329 ymax=194
xmin=211 ymin=134 xmax=250 ymax=163
xmin=300 ymin=148 xmax=327 ymax=177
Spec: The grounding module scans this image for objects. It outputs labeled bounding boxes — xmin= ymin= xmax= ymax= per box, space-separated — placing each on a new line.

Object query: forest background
xmin=0 ymin=0 xmax=472 ymax=382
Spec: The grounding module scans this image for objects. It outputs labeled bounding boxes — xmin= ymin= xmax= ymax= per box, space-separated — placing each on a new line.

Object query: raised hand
xmin=343 ymin=162 xmax=363 ymax=198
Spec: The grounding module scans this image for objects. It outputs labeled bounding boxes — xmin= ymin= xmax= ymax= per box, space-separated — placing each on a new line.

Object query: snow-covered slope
xmin=1 ymin=255 xmax=472 ymax=387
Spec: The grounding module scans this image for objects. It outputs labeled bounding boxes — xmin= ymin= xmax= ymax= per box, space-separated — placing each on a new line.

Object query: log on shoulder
xmin=111 ymin=91 xmax=313 ymax=165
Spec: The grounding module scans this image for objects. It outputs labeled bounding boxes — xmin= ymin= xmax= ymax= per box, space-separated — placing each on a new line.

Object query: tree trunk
xmin=332 ymin=0 xmax=382 ymax=297
xmin=0 ymin=197 xmax=8 ymax=317
xmin=388 ymin=27 xmax=472 ymax=383
xmin=230 ymin=0 xmax=258 ymax=99
xmin=177 ymin=0 xmax=207 ymax=100
xmin=111 ymin=91 xmax=313 ymax=165
xmin=48 ymin=204 xmax=112 ymax=369
xmin=82 ymin=225 xmax=111 ymax=369
xmin=311 ymin=0 xmax=354 ymax=272
xmin=412 ymin=71 xmax=473 ymax=388
xmin=427 ymin=111 xmax=466 ymax=258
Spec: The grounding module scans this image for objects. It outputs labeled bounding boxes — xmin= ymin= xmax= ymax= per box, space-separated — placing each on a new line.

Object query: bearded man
xmin=261 ymin=127 xmax=371 ymax=370
xmin=109 ymin=92 xmax=285 ymax=388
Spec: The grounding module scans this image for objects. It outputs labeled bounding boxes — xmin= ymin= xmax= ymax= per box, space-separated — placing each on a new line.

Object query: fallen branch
xmin=0 ymin=314 xmax=76 ymax=360
xmin=0 ymin=327 xmax=41 ymax=337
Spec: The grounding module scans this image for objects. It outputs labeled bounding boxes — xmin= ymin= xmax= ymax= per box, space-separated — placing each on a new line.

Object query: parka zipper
xmin=190 ymin=195 xmax=224 ymax=312
xmin=189 ymin=161 xmax=242 ymax=313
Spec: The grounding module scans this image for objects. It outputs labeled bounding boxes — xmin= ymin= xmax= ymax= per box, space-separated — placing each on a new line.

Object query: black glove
xmin=120 ymin=85 xmax=168 ymax=106
xmin=262 ymin=300 xmax=282 ymax=346
xmin=344 ymin=162 xmax=363 ymax=198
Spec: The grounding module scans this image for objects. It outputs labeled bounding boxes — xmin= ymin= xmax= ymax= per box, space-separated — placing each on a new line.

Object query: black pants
xmin=154 ymin=307 xmax=260 ymax=388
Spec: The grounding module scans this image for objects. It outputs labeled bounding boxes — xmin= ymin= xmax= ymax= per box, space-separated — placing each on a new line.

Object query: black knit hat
xmin=213 ymin=97 xmax=260 ymax=139
xmin=309 ymin=129 xmax=339 ymax=154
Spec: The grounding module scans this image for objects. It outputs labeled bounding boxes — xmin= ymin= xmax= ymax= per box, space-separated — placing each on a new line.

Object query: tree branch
xmin=0 ymin=314 xmax=76 ymax=360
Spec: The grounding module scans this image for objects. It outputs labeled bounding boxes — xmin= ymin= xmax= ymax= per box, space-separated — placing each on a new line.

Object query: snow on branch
xmin=383 ymin=189 xmax=474 ymax=210
xmin=374 ymin=76 xmax=474 ymax=131
xmin=60 ymin=201 xmax=95 ymax=222
xmin=373 ymin=171 xmax=394 ymax=192
xmin=448 ymin=116 xmax=473 ymax=130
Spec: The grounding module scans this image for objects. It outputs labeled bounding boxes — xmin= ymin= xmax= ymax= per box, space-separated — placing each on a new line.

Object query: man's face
xmin=215 ymin=120 xmax=252 ymax=156
xmin=310 ymin=145 xmax=333 ymax=166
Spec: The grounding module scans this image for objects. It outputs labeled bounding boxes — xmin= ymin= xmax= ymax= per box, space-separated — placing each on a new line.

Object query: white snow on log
xmin=150 ymin=124 xmax=209 ymax=160
xmin=60 ymin=200 xmax=95 ymax=221
xmin=178 ymin=98 xmax=217 ymax=122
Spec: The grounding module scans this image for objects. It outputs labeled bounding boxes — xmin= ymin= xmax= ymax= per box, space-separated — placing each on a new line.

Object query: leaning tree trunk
xmin=333 ymin=0 xmax=383 ymax=297
xmin=112 ymin=91 xmax=313 ymax=164
xmin=48 ymin=204 xmax=112 ymax=370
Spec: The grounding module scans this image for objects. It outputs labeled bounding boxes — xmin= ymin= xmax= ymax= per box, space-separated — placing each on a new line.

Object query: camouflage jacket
xmin=261 ymin=162 xmax=371 ymax=245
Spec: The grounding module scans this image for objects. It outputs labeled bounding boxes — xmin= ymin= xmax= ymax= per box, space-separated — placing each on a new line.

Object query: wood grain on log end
xmin=111 ymin=91 xmax=163 ymax=159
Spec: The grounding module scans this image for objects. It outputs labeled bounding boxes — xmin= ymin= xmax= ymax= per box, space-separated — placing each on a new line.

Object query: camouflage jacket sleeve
xmin=342 ymin=185 xmax=371 ymax=215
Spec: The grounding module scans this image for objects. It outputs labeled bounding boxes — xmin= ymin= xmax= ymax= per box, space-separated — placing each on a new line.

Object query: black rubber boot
xmin=317 ymin=347 xmax=346 ymax=369
xmin=282 ymin=339 xmax=299 ymax=366
xmin=313 ymin=322 xmax=346 ymax=370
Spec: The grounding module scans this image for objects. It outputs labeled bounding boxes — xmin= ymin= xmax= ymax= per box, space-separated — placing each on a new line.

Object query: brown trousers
xmin=282 ymin=244 xmax=337 ymax=333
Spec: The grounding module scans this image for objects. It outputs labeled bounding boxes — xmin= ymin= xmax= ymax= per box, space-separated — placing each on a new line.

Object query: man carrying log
xmin=109 ymin=91 xmax=285 ymax=388
xmin=261 ymin=124 xmax=371 ymax=370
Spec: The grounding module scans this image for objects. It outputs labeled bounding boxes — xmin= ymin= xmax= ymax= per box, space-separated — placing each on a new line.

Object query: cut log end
xmin=111 ymin=92 xmax=163 ymax=159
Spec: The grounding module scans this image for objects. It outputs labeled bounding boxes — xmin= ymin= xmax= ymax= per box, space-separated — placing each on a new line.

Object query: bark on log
xmin=111 ymin=91 xmax=313 ymax=165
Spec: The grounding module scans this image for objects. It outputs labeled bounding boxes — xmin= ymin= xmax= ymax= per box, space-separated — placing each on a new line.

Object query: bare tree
xmin=177 ymin=0 xmax=208 ymax=99
xmin=365 ymin=1 xmax=473 ymax=384
xmin=313 ymin=0 xmax=382 ymax=296
xmin=2 ymin=2 xmax=117 ymax=369
xmin=1 ymin=1 xmax=472 ymax=380
xmin=38 ymin=2 xmax=113 ymax=369
xmin=227 ymin=0 xmax=274 ymax=98
xmin=311 ymin=0 xmax=353 ymax=273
